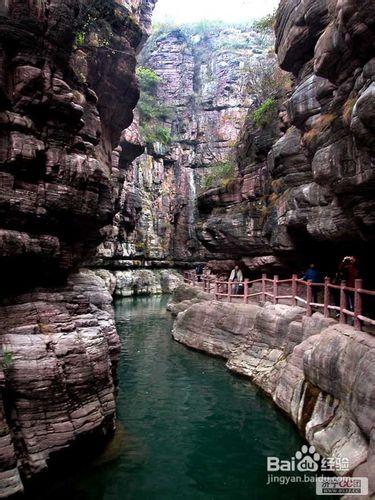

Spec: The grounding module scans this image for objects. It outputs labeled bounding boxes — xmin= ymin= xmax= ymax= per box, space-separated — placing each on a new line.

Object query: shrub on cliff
xmin=0 ymin=349 xmax=12 ymax=370
xmin=200 ymin=161 xmax=236 ymax=190
xmin=243 ymin=56 xmax=291 ymax=107
xmin=252 ymin=11 xmax=276 ymax=32
xmin=252 ymin=98 xmax=277 ymax=128
xmin=73 ymin=0 xmax=118 ymax=50
xmin=139 ymin=124 xmax=172 ymax=146
xmin=136 ymin=66 xmax=172 ymax=147
xmin=137 ymin=66 xmax=160 ymax=92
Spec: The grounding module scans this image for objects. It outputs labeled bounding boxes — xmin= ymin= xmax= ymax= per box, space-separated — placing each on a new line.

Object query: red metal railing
xmin=183 ymin=271 xmax=375 ymax=332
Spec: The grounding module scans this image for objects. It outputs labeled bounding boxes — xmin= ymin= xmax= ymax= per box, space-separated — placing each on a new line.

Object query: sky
xmin=152 ymin=0 xmax=280 ymax=25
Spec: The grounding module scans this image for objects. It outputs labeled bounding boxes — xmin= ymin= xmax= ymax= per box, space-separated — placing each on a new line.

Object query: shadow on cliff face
xmin=284 ymin=235 xmax=375 ymax=288
xmin=17 ymin=424 xmax=139 ymax=500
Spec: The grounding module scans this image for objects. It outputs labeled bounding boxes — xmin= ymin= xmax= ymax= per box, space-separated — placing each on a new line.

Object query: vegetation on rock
xmin=252 ymin=11 xmax=276 ymax=31
xmin=136 ymin=66 xmax=172 ymax=146
xmin=73 ymin=0 xmax=117 ymax=51
xmin=0 ymin=350 xmax=12 ymax=370
xmin=136 ymin=66 xmax=160 ymax=92
xmin=252 ymin=97 xmax=277 ymax=127
xmin=153 ymin=19 xmax=253 ymax=36
xmin=244 ymin=57 xmax=289 ymax=100
xmin=200 ymin=161 xmax=236 ymax=190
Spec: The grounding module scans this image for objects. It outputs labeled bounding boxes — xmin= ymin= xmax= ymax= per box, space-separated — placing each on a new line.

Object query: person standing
xmin=229 ymin=265 xmax=244 ymax=295
xmin=302 ymin=263 xmax=321 ymax=303
xmin=195 ymin=263 xmax=204 ymax=282
xmin=339 ymin=256 xmax=358 ymax=311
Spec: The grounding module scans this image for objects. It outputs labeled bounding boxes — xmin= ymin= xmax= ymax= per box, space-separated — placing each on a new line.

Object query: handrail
xmin=183 ymin=271 xmax=374 ymax=332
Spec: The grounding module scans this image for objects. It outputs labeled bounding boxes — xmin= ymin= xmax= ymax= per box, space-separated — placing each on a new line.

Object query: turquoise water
xmin=33 ymin=295 xmax=318 ymax=499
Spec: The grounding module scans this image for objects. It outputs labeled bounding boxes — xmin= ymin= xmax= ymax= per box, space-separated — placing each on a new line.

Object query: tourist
xmin=229 ymin=265 xmax=244 ymax=295
xmin=195 ymin=263 xmax=204 ymax=282
xmin=203 ymin=265 xmax=211 ymax=277
xmin=339 ymin=256 xmax=358 ymax=311
xmin=302 ymin=263 xmax=321 ymax=303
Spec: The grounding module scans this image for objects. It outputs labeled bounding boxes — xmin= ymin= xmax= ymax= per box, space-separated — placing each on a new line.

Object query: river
xmin=30 ymin=295 xmax=317 ymax=499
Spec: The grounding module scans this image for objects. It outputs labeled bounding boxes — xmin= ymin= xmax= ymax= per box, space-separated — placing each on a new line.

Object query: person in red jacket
xmin=339 ymin=256 xmax=358 ymax=310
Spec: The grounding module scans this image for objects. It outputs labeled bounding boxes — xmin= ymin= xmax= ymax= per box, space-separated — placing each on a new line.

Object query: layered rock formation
xmin=0 ymin=271 xmax=120 ymax=496
xmin=169 ymin=285 xmax=375 ymax=493
xmin=93 ymin=267 xmax=182 ymax=297
xmin=95 ymin=25 xmax=272 ymax=267
xmin=195 ymin=0 xmax=375 ymax=280
xmin=0 ymin=0 xmax=155 ymax=495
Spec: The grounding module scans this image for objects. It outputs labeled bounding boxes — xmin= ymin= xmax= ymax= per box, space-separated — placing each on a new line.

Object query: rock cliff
xmin=0 ymin=0 xmax=155 ymax=495
xmin=195 ymin=0 xmax=375 ymax=279
xmin=169 ymin=284 xmax=375 ymax=494
xmin=100 ymin=0 xmax=375 ymax=282
xmin=95 ymin=25 xmax=272 ymax=267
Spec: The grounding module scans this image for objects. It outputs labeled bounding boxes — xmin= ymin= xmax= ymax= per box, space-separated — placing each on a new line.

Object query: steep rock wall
xmin=96 ymin=26 xmax=272 ymax=267
xmin=0 ymin=0 xmax=155 ymax=495
xmin=93 ymin=267 xmax=182 ymax=297
xmin=195 ymin=0 xmax=375 ymax=278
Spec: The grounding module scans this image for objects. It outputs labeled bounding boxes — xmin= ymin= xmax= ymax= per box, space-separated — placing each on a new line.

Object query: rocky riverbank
xmin=92 ymin=268 xmax=182 ymax=297
xmin=0 ymin=271 xmax=120 ymax=497
xmin=168 ymin=284 xmax=375 ymax=494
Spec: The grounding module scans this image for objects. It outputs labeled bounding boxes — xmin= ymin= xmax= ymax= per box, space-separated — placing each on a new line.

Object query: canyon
xmin=96 ymin=0 xmax=375 ymax=286
xmin=92 ymin=22 xmax=273 ymax=294
xmin=0 ymin=0 xmax=374 ymax=497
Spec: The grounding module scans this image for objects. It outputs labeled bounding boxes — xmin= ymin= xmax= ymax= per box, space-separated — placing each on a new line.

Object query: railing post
xmin=192 ymin=273 xmax=196 ymax=286
xmin=203 ymin=277 xmax=207 ymax=292
xmin=306 ymin=281 xmax=313 ymax=316
xmin=214 ymin=279 xmax=219 ymax=300
xmin=292 ymin=274 xmax=297 ymax=306
xmin=324 ymin=277 xmax=330 ymax=318
xmin=273 ymin=275 xmax=278 ymax=305
xmin=261 ymin=274 xmax=266 ymax=303
xmin=228 ymin=280 xmax=232 ymax=303
xmin=354 ymin=279 xmax=363 ymax=330
xmin=243 ymin=279 xmax=249 ymax=304
xmin=340 ymin=281 xmax=346 ymax=324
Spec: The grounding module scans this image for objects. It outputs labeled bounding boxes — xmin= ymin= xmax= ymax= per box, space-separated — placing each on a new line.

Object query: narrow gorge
xmin=0 ymin=0 xmax=374 ymax=498
xmin=92 ymin=22 xmax=272 ymax=295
